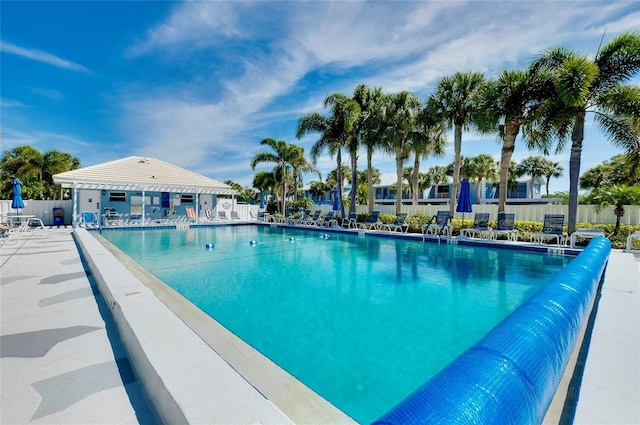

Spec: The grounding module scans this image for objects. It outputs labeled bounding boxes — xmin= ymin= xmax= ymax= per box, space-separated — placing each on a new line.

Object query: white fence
xmin=314 ymin=203 xmax=640 ymax=226
xmin=2 ymin=200 xmax=638 ymax=226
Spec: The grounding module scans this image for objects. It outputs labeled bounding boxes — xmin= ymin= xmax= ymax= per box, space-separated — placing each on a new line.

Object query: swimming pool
xmin=101 ymin=225 xmax=572 ymax=423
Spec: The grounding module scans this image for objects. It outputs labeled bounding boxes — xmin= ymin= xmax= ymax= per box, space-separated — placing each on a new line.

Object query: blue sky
xmin=2 ymin=1 xmax=639 ymax=194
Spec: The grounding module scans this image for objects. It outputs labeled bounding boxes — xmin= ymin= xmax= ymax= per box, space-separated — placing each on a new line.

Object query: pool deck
xmin=1 ymin=226 xmax=638 ymax=424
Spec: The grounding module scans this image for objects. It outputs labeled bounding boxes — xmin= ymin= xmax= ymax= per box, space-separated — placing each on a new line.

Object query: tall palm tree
xmin=289 ymin=146 xmax=320 ymax=201
xmin=518 ymin=156 xmax=548 ymax=198
xmin=356 ymin=86 xmax=385 ymax=213
xmin=308 ymin=180 xmax=330 ymax=201
xmin=530 ymin=31 xmax=640 ymax=233
xmin=409 ymin=110 xmax=447 ymax=205
xmin=297 ymin=95 xmax=359 ymax=218
xmin=476 ymin=68 xmax=552 ymax=212
xmin=471 ymin=154 xmax=498 ymax=204
xmin=250 ymin=138 xmax=301 ymax=214
xmin=542 ymin=160 xmax=563 ymax=196
xmin=381 ymin=91 xmax=423 ymax=215
xmin=427 ymin=71 xmax=486 ymax=216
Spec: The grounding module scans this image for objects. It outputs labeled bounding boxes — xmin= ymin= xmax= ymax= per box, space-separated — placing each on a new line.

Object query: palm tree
xmin=381 ymin=91 xmax=423 ymax=215
xmin=252 ymin=171 xmax=276 ymax=196
xmin=356 ymin=86 xmax=385 ymax=213
xmin=518 ymin=156 xmax=549 ymax=198
xmin=250 ymin=138 xmax=301 ymax=214
xmin=297 ymin=95 xmax=359 ymax=218
xmin=426 ymin=165 xmax=449 ymax=199
xmin=42 ymin=150 xmax=80 ymax=199
xmin=588 ymin=184 xmax=640 ymax=236
xmin=542 ymin=160 xmax=563 ymax=196
xmin=427 ymin=71 xmax=486 ymax=216
xmin=308 ymin=180 xmax=330 ymax=201
xmin=530 ymin=31 xmax=640 ymax=233
xmin=409 ymin=109 xmax=447 ymax=205
xmin=471 ymin=154 xmax=498 ymax=204
xmin=476 ymin=68 xmax=552 ymax=212
xmin=288 ymin=146 xmax=320 ymax=201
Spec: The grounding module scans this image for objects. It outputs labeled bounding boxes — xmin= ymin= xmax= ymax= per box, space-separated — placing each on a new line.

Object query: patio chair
xmin=341 ymin=212 xmax=358 ymax=229
xmin=570 ymin=228 xmax=605 ymax=248
xmin=422 ymin=211 xmax=452 ymax=240
xmin=79 ymin=211 xmax=99 ymax=228
xmin=231 ymin=211 xmax=241 ymax=220
xmin=358 ymin=210 xmax=382 ymax=230
xmin=531 ymin=213 xmax=567 ymax=246
xmin=625 ymin=230 xmax=640 ymax=252
xmin=380 ymin=212 xmax=409 ymax=233
xmin=185 ymin=207 xmax=198 ymax=222
xmin=317 ymin=211 xmax=338 ymax=227
xmin=204 ymin=208 xmax=214 ymax=220
xmin=460 ymin=213 xmax=490 ymax=239
xmin=275 ymin=208 xmax=293 ymax=223
xmin=304 ymin=210 xmax=322 ymax=226
xmin=488 ymin=213 xmax=517 ymax=241
xmin=218 ymin=211 xmax=228 ymax=220
xmin=291 ymin=209 xmax=311 ymax=225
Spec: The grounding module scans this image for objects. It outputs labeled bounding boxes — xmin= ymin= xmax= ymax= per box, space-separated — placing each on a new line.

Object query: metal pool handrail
xmin=374 ymin=236 xmax=611 ymax=425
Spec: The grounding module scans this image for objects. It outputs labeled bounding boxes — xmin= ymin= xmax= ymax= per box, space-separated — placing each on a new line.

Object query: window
xmin=435 ymin=186 xmax=450 ymax=198
xmin=109 ymin=192 xmax=126 ymax=202
xmin=181 ymin=194 xmax=194 ymax=203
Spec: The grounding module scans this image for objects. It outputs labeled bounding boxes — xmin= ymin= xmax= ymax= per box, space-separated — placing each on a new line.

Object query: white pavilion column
xmin=72 ymin=185 xmax=78 ymax=227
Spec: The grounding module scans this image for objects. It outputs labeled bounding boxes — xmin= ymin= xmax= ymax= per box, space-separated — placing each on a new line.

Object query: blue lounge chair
xmin=341 ymin=212 xmax=357 ymax=229
xmin=460 ymin=213 xmax=490 ymax=239
xmin=531 ymin=213 xmax=567 ymax=246
xmin=489 ymin=213 xmax=517 ymax=241
xmin=291 ymin=209 xmax=311 ymax=225
xmin=80 ymin=211 xmax=99 ymax=228
xmin=358 ymin=210 xmax=381 ymax=230
xmin=304 ymin=210 xmax=322 ymax=225
xmin=422 ymin=211 xmax=452 ymax=240
xmin=381 ymin=212 xmax=409 ymax=233
xmin=317 ymin=211 xmax=338 ymax=227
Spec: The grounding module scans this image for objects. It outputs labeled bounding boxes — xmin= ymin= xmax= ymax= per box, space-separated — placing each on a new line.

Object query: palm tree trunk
xmin=476 ymin=177 xmax=482 ymax=205
xmin=450 ymin=124 xmax=463 ymax=216
xmin=568 ymin=112 xmax=585 ymax=234
xmin=530 ymin=176 xmax=535 ymax=199
xmin=292 ymin=170 xmax=299 ymax=201
xmin=350 ymin=150 xmax=358 ymax=215
xmin=412 ymin=154 xmax=420 ymax=206
xmin=337 ymin=149 xmax=345 ymax=218
xmin=498 ymin=124 xmax=518 ymax=213
xmin=395 ymin=147 xmax=404 ymax=215
xmin=367 ymin=147 xmax=374 ymax=214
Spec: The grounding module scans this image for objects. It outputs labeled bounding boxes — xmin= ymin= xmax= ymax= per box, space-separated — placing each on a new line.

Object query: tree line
xmin=250 ymin=31 xmax=640 ymax=233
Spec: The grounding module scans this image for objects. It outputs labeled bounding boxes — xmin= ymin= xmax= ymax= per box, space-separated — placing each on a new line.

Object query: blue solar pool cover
xmin=374 ymin=236 xmax=611 ymax=425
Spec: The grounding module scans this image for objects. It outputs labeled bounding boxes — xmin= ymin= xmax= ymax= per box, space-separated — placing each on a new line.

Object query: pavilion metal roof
xmin=53 ymin=156 xmax=236 ymax=195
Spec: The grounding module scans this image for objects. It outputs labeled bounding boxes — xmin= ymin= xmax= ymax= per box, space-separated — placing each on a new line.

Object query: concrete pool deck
xmin=1 ymin=226 xmax=638 ymax=424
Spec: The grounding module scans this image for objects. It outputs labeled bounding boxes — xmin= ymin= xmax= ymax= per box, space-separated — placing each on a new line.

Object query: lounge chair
xmin=304 ymin=210 xmax=322 ymax=226
xmin=422 ymin=211 xmax=452 ymax=240
xmin=570 ymin=228 xmax=605 ymax=248
xmin=489 ymin=213 xmax=517 ymax=241
xmin=231 ymin=211 xmax=241 ymax=220
xmin=358 ymin=210 xmax=381 ymax=230
xmin=79 ymin=211 xmax=99 ymax=228
xmin=185 ymin=207 xmax=198 ymax=222
xmin=531 ymin=213 xmax=567 ymax=246
xmin=204 ymin=208 xmax=214 ymax=220
xmin=380 ymin=212 xmax=409 ymax=233
xmin=218 ymin=211 xmax=228 ymax=220
xmin=275 ymin=208 xmax=293 ymax=224
xmin=317 ymin=211 xmax=338 ymax=227
xmin=291 ymin=209 xmax=311 ymax=225
xmin=460 ymin=213 xmax=490 ymax=239
xmin=625 ymin=230 xmax=640 ymax=252
xmin=341 ymin=212 xmax=358 ymax=229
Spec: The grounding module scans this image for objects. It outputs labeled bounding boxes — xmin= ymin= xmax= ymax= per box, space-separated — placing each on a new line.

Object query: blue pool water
xmin=101 ymin=225 xmax=572 ymax=423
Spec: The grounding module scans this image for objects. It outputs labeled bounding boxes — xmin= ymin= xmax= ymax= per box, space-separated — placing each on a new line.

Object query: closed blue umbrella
xmin=11 ymin=178 xmax=25 ymax=214
xmin=456 ymin=178 xmax=472 ymax=223
xmin=259 ymin=190 xmax=265 ymax=209
xmin=332 ymin=187 xmax=339 ymax=211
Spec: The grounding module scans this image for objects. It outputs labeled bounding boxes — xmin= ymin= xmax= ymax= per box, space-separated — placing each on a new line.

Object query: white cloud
xmin=0 ymin=41 xmax=90 ymax=73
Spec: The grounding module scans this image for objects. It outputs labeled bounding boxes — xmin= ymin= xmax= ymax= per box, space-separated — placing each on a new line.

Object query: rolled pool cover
xmin=374 ymin=236 xmax=611 ymax=425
